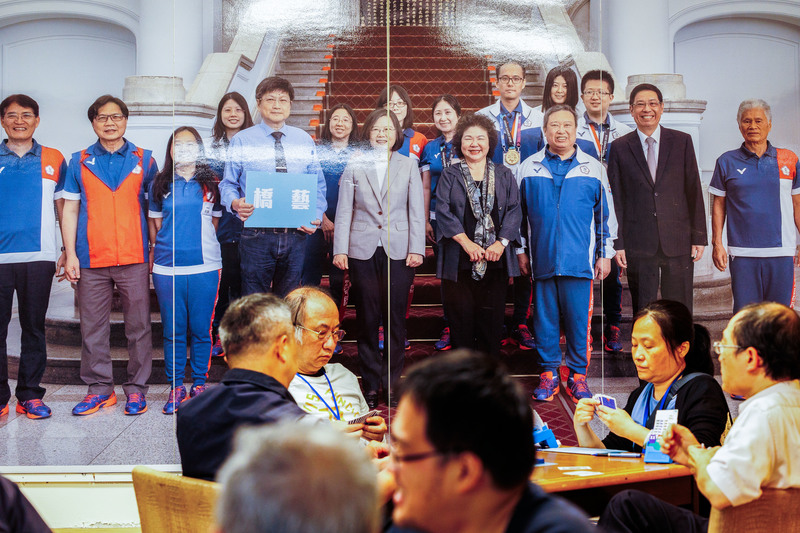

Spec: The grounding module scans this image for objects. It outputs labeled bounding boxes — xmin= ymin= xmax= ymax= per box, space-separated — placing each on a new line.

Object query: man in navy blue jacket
xmin=177 ymin=293 xmax=319 ymax=481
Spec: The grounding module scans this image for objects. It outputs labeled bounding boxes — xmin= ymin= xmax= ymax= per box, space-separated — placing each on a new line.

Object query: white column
xmin=602 ymin=0 xmax=670 ymax=86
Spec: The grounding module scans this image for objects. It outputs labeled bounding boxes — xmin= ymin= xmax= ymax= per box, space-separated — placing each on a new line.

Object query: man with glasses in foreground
xmin=599 ymin=301 xmax=800 ymax=532
xmin=61 ymin=95 xmax=158 ymax=416
xmin=388 ymin=350 xmax=593 ymax=533
xmin=286 ymin=287 xmax=387 ymax=442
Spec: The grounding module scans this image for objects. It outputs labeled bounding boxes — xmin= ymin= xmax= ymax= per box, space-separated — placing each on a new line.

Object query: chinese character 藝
xmin=291 ymin=189 xmax=310 ymax=210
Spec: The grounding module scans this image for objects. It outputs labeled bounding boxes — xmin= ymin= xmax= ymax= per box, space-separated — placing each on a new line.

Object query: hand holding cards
xmin=348 ymin=410 xmax=380 ymax=425
xmin=593 ymin=394 xmax=617 ymax=409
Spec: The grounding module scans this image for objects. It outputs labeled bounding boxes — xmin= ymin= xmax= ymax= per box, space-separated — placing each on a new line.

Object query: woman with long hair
xmin=149 ymin=126 xmax=222 ymax=414
xmin=301 ymin=103 xmax=359 ymax=315
xmin=207 ymin=92 xmax=254 ymax=357
xmin=375 ymin=84 xmax=428 ymax=160
xmin=541 ymin=66 xmax=580 ymax=113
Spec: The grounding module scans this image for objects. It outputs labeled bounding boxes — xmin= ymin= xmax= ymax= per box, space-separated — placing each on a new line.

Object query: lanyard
xmin=589 ymin=123 xmax=610 ymax=162
xmin=501 ymin=112 xmax=521 ymax=153
xmin=642 ymin=373 xmax=682 ymax=425
xmin=297 ymin=372 xmax=341 ymax=421
xmin=439 ymin=139 xmax=453 ymax=168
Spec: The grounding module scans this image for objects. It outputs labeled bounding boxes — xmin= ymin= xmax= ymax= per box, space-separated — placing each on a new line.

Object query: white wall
xmin=0 ymin=18 xmax=136 ymax=157
xmin=674 ymin=17 xmax=800 ymax=173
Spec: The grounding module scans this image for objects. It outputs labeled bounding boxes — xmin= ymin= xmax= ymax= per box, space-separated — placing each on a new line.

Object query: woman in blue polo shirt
xmin=419 ymin=94 xmax=461 ymax=351
xmin=148 ymin=126 xmax=222 ymax=414
xmin=376 ymin=85 xmax=428 ymax=160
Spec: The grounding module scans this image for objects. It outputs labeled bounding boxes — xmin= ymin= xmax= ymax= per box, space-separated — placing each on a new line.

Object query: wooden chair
xmin=131 ymin=466 xmax=221 ymax=533
xmin=708 ymin=488 xmax=800 ymax=533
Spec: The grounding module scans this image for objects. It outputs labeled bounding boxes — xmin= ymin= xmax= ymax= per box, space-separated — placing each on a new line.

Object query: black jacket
xmin=177 ymin=368 xmax=313 ymax=481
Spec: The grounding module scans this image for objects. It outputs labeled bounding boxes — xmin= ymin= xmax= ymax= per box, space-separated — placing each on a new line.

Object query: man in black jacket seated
xmin=388 ymin=350 xmax=593 ymax=533
xmin=177 ymin=293 xmax=317 ymax=481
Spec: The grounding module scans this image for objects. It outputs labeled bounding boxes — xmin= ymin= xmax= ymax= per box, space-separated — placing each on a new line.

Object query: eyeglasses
xmin=498 ymin=76 xmax=524 ymax=85
xmin=583 ymin=90 xmax=611 ymax=98
xmin=4 ymin=112 xmax=36 ymax=121
xmin=371 ymin=126 xmax=396 ymax=134
xmin=94 ymin=114 xmax=126 ymax=123
xmin=384 ymin=100 xmax=407 ymax=110
xmin=295 ymin=324 xmax=346 ymax=343
xmin=390 ymin=448 xmax=442 ymax=464
xmin=260 ymin=97 xmax=291 ymax=106
xmin=632 ymin=100 xmax=662 ymax=111
xmin=712 ymin=342 xmax=742 ymax=356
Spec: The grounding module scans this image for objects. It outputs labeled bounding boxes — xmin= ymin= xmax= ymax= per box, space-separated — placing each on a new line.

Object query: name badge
xmin=201 ymin=202 xmax=213 ymax=215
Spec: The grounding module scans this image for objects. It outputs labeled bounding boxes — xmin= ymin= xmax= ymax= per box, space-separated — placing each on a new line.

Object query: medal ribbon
xmin=589 ymin=123 xmax=611 ymax=163
xmin=501 ymin=112 xmax=522 ymax=154
xmin=439 ymin=139 xmax=452 ymax=168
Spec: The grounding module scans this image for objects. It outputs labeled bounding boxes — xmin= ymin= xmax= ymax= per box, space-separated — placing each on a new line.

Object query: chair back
xmin=132 ymin=465 xmax=221 ymax=533
xmin=707 ymin=488 xmax=800 ymax=533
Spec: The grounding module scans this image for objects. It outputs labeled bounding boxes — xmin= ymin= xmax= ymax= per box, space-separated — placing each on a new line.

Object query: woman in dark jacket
xmin=574 ymin=299 xmax=730 ymax=452
xmin=435 ymin=113 xmax=522 ymax=358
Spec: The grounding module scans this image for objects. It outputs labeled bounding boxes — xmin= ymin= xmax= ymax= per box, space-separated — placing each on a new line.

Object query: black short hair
xmin=87 ymin=95 xmax=129 ymax=122
xmin=360 ymin=108 xmax=404 ymax=152
xmin=497 ymin=62 xmax=527 ymax=79
xmin=542 ymin=66 xmax=579 ymax=111
xmin=255 ymin=77 xmax=295 ymax=101
xmin=0 ymin=94 xmax=39 ymax=117
xmin=212 ymin=92 xmax=254 ymax=142
xmin=633 ymin=300 xmax=714 ymax=375
xmin=399 ymin=350 xmax=535 ymax=489
xmin=580 ymin=69 xmax=615 ymax=95
xmin=733 ymin=302 xmax=800 ymax=381
xmin=451 ymin=112 xmax=498 ymax=161
xmin=629 ymin=83 xmax=663 ymax=106
xmin=430 ymin=94 xmax=462 ymax=121
xmin=375 ymin=85 xmax=414 ymax=131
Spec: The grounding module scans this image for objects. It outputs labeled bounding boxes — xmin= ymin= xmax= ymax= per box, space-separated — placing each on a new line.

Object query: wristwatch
xmin=499 ymin=238 xmax=509 ymax=247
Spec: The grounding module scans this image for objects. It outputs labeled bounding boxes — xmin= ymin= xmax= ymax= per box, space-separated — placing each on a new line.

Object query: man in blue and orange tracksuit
xmin=518 ymin=104 xmax=617 ymax=404
xmin=61 ymin=95 xmax=158 ymax=416
xmin=0 ymin=94 xmax=67 ymax=420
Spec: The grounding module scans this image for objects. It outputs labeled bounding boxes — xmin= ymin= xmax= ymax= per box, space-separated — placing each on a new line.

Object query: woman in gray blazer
xmin=435 ymin=113 xmax=522 ymax=358
xmin=333 ymin=109 xmax=425 ymax=408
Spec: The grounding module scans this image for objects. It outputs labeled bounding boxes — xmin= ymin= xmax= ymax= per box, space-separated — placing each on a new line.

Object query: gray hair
xmin=737 ymin=99 xmax=772 ymax=123
xmin=216 ymin=423 xmax=379 ymax=533
xmin=218 ymin=293 xmax=293 ymax=358
xmin=542 ymin=104 xmax=578 ymax=131
xmin=285 ymin=286 xmax=336 ymax=344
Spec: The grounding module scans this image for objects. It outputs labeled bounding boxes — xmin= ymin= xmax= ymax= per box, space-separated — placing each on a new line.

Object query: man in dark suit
xmin=607 ymin=83 xmax=707 ymax=314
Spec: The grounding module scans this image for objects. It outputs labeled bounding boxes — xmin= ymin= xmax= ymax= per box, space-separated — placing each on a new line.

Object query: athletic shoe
xmin=603 ymin=325 xmax=623 ymax=353
xmin=566 ymin=374 xmax=593 ymax=404
xmin=0 ymin=404 xmax=8 ymax=416
xmin=333 ymin=342 xmax=343 ymax=355
xmin=405 ymin=337 xmax=411 ymax=350
xmin=163 ymin=386 xmax=187 ymax=414
xmin=511 ymin=324 xmax=537 ymax=350
xmin=72 ymin=393 xmax=117 ymax=416
xmin=434 ymin=327 xmax=452 ymax=351
xmin=190 ymin=384 xmax=207 ymax=398
xmin=16 ymin=399 xmax=52 ymax=419
xmin=211 ymin=337 xmax=225 ymax=357
xmin=378 ymin=326 xmax=384 ymax=351
xmin=125 ymin=393 xmax=148 ymax=415
xmin=532 ymin=372 xmax=559 ymax=401
xmin=730 ymin=393 xmax=746 ymax=401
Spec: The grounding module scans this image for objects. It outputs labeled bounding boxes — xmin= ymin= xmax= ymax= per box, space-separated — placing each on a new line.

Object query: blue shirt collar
xmin=258 ymin=122 xmax=289 ymax=136
xmin=0 ymin=138 xmax=41 ymax=157
xmin=544 ymin=147 xmax=577 ymax=163
xmin=88 ymin=139 xmax=132 ymax=156
xmin=739 ymin=141 xmax=776 ymax=159
xmin=499 ymin=101 xmax=523 ymax=116
xmin=583 ymin=111 xmax=610 ymax=128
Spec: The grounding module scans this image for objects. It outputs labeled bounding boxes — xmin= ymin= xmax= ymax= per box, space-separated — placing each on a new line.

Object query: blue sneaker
xmin=566 ymin=374 xmax=593 ymax=404
xmin=162 ymin=387 xmax=186 ymax=414
xmin=378 ymin=326 xmax=384 ymax=351
xmin=405 ymin=337 xmax=411 ymax=350
xmin=604 ymin=325 xmax=623 ymax=353
xmin=512 ymin=324 xmax=537 ymax=350
xmin=333 ymin=342 xmax=343 ymax=356
xmin=211 ymin=337 xmax=225 ymax=357
xmin=0 ymin=404 xmax=8 ymax=417
xmin=125 ymin=393 xmax=147 ymax=415
xmin=434 ymin=327 xmax=451 ymax=351
xmin=532 ymin=372 xmax=559 ymax=402
xmin=189 ymin=384 xmax=207 ymax=398
xmin=730 ymin=393 xmax=746 ymax=401
xmin=73 ymin=393 xmax=117 ymax=416
xmin=16 ymin=399 xmax=52 ymax=419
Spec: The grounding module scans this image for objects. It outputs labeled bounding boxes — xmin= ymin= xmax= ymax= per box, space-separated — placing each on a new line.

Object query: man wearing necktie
xmin=220 ymin=77 xmax=326 ymax=297
xmin=607 ymin=83 xmax=707 ymax=314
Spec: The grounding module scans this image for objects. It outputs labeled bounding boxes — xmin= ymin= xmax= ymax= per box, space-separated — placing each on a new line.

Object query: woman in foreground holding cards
xmin=573 ymin=300 xmax=730 ymax=452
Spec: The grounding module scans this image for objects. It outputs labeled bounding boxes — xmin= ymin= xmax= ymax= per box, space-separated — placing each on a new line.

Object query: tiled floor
xmin=0 ymin=375 xmax=742 ymax=468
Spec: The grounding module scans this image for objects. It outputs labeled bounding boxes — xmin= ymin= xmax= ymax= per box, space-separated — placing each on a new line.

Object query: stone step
xmin=289 ymin=82 xmax=327 ymax=98
xmin=276 ymin=71 xmax=330 ymax=84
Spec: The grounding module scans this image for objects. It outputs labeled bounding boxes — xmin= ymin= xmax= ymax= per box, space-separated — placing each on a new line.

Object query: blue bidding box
xmin=244 ymin=171 xmax=318 ymax=228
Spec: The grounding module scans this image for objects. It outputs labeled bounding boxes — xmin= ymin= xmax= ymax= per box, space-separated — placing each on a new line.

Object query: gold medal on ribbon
xmin=504 ymin=148 xmax=520 ymax=165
